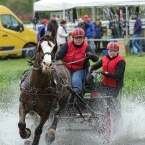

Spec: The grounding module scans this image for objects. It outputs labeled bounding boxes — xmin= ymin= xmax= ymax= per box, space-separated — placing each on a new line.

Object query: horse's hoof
xmin=24 ymin=128 xmax=31 ymax=139
xmin=24 ymin=140 xmax=31 ymax=145
xmin=20 ymin=128 xmax=31 ymax=139
xmin=45 ymin=128 xmax=56 ymax=144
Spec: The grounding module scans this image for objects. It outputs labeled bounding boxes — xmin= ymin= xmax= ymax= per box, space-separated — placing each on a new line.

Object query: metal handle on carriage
xmin=61 ymin=83 xmax=95 ymax=116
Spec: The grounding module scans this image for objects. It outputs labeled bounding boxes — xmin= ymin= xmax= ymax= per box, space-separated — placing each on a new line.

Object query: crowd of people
xmin=36 ymin=11 xmax=143 ymax=57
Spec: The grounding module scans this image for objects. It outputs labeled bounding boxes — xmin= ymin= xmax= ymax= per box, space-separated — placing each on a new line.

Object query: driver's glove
xmin=86 ymin=52 xmax=93 ymax=59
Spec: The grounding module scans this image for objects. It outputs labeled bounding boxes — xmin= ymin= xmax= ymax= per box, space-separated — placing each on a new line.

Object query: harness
xmin=20 ymin=81 xmax=61 ymax=98
xmin=20 ymin=66 xmax=63 ymax=111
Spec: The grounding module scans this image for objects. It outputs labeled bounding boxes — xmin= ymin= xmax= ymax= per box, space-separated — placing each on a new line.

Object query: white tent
xmin=34 ymin=0 xmax=145 ymax=11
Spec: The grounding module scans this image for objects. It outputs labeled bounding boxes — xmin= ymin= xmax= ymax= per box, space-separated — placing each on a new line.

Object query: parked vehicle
xmin=0 ymin=5 xmax=37 ymax=58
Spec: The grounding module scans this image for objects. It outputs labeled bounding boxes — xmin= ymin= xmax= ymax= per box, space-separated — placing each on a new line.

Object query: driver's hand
xmin=86 ymin=52 xmax=93 ymax=58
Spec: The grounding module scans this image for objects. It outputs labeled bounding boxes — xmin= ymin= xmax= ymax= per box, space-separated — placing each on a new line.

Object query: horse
xmin=18 ymin=28 xmax=72 ymax=145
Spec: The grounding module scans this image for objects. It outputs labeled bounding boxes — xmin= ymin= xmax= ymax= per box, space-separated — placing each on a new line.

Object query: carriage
xmin=18 ymin=28 xmax=122 ymax=145
xmin=58 ymin=70 xmax=122 ymax=144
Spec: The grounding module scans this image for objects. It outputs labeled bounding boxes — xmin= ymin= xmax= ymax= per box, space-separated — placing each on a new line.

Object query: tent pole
xmin=63 ymin=9 xmax=65 ymax=19
xmin=63 ymin=3 xmax=65 ymax=19
xmin=125 ymin=5 xmax=129 ymax=45
xmin=92 ymin=7 xmax=95 ymax=22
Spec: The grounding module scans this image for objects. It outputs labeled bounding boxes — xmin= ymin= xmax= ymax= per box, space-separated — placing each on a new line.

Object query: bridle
xmin=32 ymin=34 xmax=56 ymax=70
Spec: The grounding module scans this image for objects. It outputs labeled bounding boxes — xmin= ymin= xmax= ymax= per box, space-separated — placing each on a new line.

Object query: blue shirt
xmin=37 ymin=25 xmax=50 ymax=41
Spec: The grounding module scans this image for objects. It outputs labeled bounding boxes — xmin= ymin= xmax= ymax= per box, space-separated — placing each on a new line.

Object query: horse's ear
xmin=51 ymin=29 xmax=56 ymax=38
xmin=40 ymin=27 xmax=45 ymax=39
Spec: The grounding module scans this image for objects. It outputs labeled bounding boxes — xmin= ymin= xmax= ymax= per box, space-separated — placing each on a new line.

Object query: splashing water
xmin=0 ymin=81 xmax=145 ymax=145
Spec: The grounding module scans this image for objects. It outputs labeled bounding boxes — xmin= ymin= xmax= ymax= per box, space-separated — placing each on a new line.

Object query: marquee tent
xmin=34 ymin=0 xmax=145 ymax=11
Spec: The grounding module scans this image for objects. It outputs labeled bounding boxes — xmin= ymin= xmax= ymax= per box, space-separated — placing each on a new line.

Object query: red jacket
xmin=63 ymin=40 xmax=88 ymax=72
xmin=102 ymin=55 xmax=125 ymax=87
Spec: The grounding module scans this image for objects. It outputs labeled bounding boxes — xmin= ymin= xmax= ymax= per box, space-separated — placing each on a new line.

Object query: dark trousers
xmin=94 ymin=37 xmax=101 ymax=53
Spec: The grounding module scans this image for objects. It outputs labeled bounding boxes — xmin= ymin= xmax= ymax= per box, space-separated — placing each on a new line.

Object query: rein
xmin=64 ymin=56 xmax=89 ymax=65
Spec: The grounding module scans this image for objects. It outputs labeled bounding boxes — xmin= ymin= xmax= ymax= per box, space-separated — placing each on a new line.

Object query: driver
xmin=55 ymin=28 xmax=98 ymax=96
xmin=89 ymin=41 xmax=126 ymax=98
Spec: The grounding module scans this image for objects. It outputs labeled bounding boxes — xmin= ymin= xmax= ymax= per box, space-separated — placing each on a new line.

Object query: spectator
xmin=89 ymin=41 xmax=126 ymax=98
xmin=55 ymin=28 xmax=98 ymax=96
xmin=75 ymin=17 xmax=89 ymax=36
xmin=57 ymin=20 xmax=71 ymax=47
xmin=32 ymin=11 xmax=40 ymax=30
xmin=37 ymin=19 xmax=50 ymax=42
xmin=83 ymin=14 xmax=95 ymax=49
xmin=132 ymin=12 xmax=143 ymax=57
xmin=109 ymin=15 xmax=122 ymax=39
xmin=47 ymin=14 xmax=58 ymax=35
xmin=94 ymin=20 xmax=103 ymax=54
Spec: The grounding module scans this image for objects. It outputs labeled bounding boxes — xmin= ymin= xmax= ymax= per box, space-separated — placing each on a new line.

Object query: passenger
xmin=55 ymin=28 xmax=98 ymax=96
xmin=89 ymin=41 xmax=126 ymax=98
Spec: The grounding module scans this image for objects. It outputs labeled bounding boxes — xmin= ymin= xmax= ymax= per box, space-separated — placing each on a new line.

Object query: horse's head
xmin=36 ymin=28 xmax=58 ymax=73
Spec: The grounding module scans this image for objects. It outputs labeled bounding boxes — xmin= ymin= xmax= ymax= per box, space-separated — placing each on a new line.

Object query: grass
xmin=0 ymin=58 xmax=29 ymax=99
xmin=0 ymin=54 xmax=145 ymax=100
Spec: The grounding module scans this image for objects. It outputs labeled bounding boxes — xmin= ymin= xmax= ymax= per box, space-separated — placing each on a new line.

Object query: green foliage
xmin=0 ymin=0 xmax=33 ymax=15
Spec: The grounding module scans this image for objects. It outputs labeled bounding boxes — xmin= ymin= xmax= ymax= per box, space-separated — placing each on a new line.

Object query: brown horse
xmin=18 ymin=28 xmax=71 ymax=145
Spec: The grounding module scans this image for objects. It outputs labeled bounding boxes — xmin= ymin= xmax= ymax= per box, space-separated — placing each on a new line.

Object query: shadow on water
xmin=0 ymin=80 xmax=145 ymax=145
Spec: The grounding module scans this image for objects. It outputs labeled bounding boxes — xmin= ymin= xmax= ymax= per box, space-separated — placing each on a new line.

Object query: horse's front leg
xmin=18 ymin=102 xmax=31 ymax=139
xmin=32 ymin=115 xmax=48 ymax=145
xmin=45 ymin=97 xmax=69 ymax=145
xmin=45 ymin=115 xmax=59 ymax=145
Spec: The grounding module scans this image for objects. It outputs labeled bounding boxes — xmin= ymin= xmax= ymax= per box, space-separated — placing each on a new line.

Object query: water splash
xmin=0 ymin=81 xmax=145 ymax=145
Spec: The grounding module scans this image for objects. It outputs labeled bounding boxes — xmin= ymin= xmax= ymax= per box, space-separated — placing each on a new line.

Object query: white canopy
xmin=34 ymin=0 xmax=145 ymax=11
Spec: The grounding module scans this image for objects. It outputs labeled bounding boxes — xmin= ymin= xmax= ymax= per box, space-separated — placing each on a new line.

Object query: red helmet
xmin=71 ymin=28 xmax=85 ymax=37
xmin=107 ymin=42 xmax=119 ymax=50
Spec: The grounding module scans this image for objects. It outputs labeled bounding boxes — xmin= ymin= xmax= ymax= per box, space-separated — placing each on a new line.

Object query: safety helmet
xmin=107 ymin=42 xmax=119 ymax=50
xmin=71 ymin=28 xmax=85 ymax=37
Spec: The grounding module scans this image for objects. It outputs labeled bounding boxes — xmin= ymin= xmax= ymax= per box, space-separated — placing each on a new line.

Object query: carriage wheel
xmin=105 ymin=108 xmax=111 ymax=144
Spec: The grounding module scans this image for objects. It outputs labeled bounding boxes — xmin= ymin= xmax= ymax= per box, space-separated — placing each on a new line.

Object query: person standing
xmin=109 ymin=15 xmax=122 ymax=39
xmin=32 ymin=11 xmax=40 ymax=30
xmin=37 ymin=19 xmax=50 ymax=41
xmin=132 ymin=12 xmax=143 ymax=57
xmin=89 ymin=41 xmax=126 ymax=98
xmin=75 ymin=17 xmax=90 ymax=37
xmin=57 ymin=20 xmax=71 ymax=47
xmin=55 ymin=28 xmax=98 ymax=96
xmin=83 ymin=14 xmax=95 ymax=49
xmin=94 ymin=20 xmax=103 ymax=54
xmin=47 ymin=14 xmax=58 ymax=35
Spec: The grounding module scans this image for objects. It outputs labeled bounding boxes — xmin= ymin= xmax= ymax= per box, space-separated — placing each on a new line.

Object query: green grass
xmin=0 ymin=58 xmax=29 ymax=99
xmin=0 ymin=54 xmax=145 ymax=100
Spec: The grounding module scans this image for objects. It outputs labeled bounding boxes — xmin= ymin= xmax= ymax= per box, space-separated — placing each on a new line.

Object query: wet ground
xmin=0 ymin=81 xmax=145 ymax=145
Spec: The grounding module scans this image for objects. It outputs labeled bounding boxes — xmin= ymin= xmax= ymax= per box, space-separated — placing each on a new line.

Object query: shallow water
xmin=0 ymin=82 xmax=145 ymax=145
